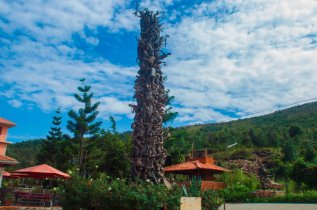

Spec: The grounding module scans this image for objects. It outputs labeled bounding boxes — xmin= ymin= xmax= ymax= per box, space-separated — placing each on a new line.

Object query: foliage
xmin=220 ymin=190 xmax=317 ymax=203
xmin=7 ymin=139 xmax=43 ymax=169
xmin=163 ymin=89 xmax=178 ymax=125
xmin=201 ymin=190 xmax=224 ymax=210
xmin=37 ymin=109 xmax=64 ymax=167
xmin=282 ymin=141 xmax=298 ymax=162
xmin=67 ymin=78 xmax=102 ymax=175
xmin=87 ymin=132 xmax=131 ymax=178
xmin=59 ymin=174 xmax=181 ymax=210
xmin=59 ymin=174 xmax=224 ymax=210
xmin=221 ymin=170 xmax=260 ymax=190
xmin=289 ymin=125 xmax=303 ymax=138
xmin=305 ymin=145 xmax=316 ymax=162
xmin=108 ymin=116 xmax=117 ymax=134
xmin=290 ymin=159 xmax=317 ymax=189
xmin=219 ymin=184 xmax=253 ymax=202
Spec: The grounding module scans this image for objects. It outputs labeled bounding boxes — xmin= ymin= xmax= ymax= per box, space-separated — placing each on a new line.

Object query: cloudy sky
xmin=1 ymin=0 xmax=317 ymax=141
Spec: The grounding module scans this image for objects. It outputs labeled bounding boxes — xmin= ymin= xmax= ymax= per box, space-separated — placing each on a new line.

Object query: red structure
xmin=0 ymin=118 xmax=18 ymax=187
xmin=14 ymin=164 xmax=70 ymax=179
xmin=164 ymin=150 xmax=229 ymax=190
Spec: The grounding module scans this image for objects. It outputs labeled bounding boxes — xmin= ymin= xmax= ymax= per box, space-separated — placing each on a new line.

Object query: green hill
xmin=8 ymin=101 xmax=317 ymax=168
xmin=163 ymin=102 xmax=317 ymax=166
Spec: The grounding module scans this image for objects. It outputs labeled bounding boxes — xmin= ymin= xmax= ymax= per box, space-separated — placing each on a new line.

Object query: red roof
xmin=0 ymin=155 xmax=18 ymax=166
xmin=0 ymin=118 xmax=16 ymax=127
xmin=164 ymin=160 xmax=229 ymax=173
xmin=14 ymin=164 xmax=70 ymax=179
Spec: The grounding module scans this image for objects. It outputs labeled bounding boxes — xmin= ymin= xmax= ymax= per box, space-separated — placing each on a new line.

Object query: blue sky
xmin=1 ymin=0 xmax=317 ymax=142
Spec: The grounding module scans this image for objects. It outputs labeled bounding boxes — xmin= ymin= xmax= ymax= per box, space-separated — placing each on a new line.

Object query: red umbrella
xmin=3 ymin=171 xmax=11 ymax=177
xmin=14 ymin=164 xmax=70 ymax=179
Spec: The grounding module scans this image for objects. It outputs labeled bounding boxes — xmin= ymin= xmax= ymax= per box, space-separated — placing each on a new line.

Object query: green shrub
xmin=59 ymin=174 xmax=225 ymax=210
xmin=59 ymin=174 xmax=181 ymax=210
xmin=201 ymin=190 xmax=224 ymax=210
xmin=221 ymin=170 xmax=260 ymax=190
xmin=219 ymin=184 xmax=254 ymax=202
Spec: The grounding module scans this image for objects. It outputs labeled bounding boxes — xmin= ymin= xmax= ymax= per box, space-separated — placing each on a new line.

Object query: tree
xmin=67 ymin=78 xmax=102 ymax=175
xmin=37 ymin=109 xmax=63 ymax=166
xmin=248 ymin=129 xmax=261 ymax=146
xmin=163 ymin=85 xmax=178 ymax=125
xmin=305 ymin=145 xmax=316 ymax=162
xmin=282 ymin=140 xmax=298 ymax=162
xmin=47 ymin=109 xmax=63 ymax=140
xmin=109 ymin=116 xmax=117 ymax=134
xmin=290 ymin=159 xmax=308 ymax=188
xmin=267 ymin=128 xmax=280 ymax=147
xmin=289 ymin=125 xmax=303 ymax=138
xmin=241 ymin=132 xmax=253 ymax=147
xmin=130 ymin=9 xmax=170 ymax=183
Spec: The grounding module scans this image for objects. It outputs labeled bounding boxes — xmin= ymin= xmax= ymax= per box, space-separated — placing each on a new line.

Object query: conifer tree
xmin=305 ymin=145 xmax=316 ymax=162
xmin=47 ymin=109 xmax=63 ymax=140
xmin=109 ymin=116 xmax=117 ymax=134
xmin=163 ymin=89 xmax=178 ymax=125
xmin=282 ymin=140 xmax=298 ymax=162
xmin=67 ymin=78 xmax=102 ymax=175
xmin=37 ymin=109 xmax=63 ymax=166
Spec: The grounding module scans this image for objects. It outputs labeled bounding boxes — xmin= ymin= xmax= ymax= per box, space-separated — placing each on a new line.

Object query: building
xmin=164 ymin=150 xmax=229 ymax=190
xmin=0 ymin=118 xmax=18 ymax=187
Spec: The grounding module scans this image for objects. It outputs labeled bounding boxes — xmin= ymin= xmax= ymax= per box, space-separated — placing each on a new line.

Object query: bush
xmin=59 ymin=174 xmax=181 ymax=210
xmin=59 ymin=174 xmax=224 ymax=210
xmin=221 ymin=170 xmax=260 ymax=190
xmin=201 ymin=190 xmax=224 ymax=210
xmin=218 ymin=184 xmax=317 ymax=203
xmin=219 ymin=184 xmax=254 ymax=202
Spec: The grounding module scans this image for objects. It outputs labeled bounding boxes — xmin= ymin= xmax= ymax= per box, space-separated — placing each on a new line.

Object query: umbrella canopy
xmin=14 ymin=164 xmax=70 ymax=179
xmin=2 ymin=171 xmax=27 ymax=179
xmin=3 ymin=171 xmax=11 ymax=177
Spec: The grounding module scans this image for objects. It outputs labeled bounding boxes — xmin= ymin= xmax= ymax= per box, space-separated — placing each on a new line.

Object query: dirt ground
xmin=218 ymin=203 xmax=317 ymax=210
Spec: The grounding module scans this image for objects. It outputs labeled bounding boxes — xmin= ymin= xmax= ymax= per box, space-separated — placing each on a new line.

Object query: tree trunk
xmin=131 ymin=10 xmax=170 ymax=183
xmin=78 ymin=137 xmax=84 ymax=175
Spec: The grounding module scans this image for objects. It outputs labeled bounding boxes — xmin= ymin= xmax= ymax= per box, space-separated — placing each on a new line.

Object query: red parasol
xmin=14 ymin=164 xmax=70 ymax=179
xmin=3 ymin=171 xmax=11 ymax=177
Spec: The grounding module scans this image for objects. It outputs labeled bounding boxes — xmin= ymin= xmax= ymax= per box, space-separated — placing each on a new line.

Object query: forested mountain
xmin=7 ymin=101 xmax=317 ymax=169
xmin=166 ymin=101 xmax=317 ymax=153
xmin=6 ymin=139 xmax=43 ymax=169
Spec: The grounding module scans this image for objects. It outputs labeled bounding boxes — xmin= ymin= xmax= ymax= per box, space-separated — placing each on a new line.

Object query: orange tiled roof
xmin=0 ymin=154 xmax=18 ymax=165
xmin=164 ymin=160 xmax=229 ymax=173
xmin=0 ymin=118 xmax=16 ymax=127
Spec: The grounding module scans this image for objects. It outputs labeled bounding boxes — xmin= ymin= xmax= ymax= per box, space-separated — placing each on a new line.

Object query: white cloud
xmin=163 ymin=0 xmax=317 ymax=122
xmin=8 ymin=99 xmax=22 ymax=108
xmin=1 ymin=0 xmax=317 ymax=125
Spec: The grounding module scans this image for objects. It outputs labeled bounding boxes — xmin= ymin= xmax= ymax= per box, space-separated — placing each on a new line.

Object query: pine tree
xmin=163 ymin=89 xmax=178 ymax=125
xmin=248 ymin=129 xmax=260 ymax=146
xmin=282 ymin=140 xmax=298 ymax=162
xmin=109 ymin=116 xmax=117 ymax=134
xmin=67 ymin=78 xmax=102 ymax=175
xmin=47 ymin=109 xmax=63 ymax=140
xmin=305 ymin=145 xmax=316 ymax=162
xmin=37 ymin=109 xmax=63 ymax=166
xmin=267 ymin=128 xmax=280 ymax=147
